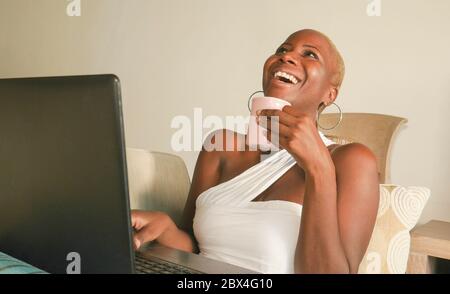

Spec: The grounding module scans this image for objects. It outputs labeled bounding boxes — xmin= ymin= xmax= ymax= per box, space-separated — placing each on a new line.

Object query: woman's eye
xmin=304 ymin=50 xmax=319 ymax=60
xmin=276 ymin=47 xmax=288 ymax=55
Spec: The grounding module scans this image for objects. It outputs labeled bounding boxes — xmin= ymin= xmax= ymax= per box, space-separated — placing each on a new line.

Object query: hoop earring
xmin=247 ymin=91 xmax=264 ymax=112
xmin=316 ymin=102 xmax=343 ymax=130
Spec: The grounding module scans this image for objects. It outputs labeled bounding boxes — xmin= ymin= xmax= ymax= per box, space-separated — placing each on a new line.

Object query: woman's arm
xmin=179 ymin=130 xmax=229 ymax=251
xmin=259 ymin=106 xmax=379 ymax=273
xmin=295 ymin=143 xmax=379 ymax=273
xmin=133 ymin=130 xmax=225 ymax=253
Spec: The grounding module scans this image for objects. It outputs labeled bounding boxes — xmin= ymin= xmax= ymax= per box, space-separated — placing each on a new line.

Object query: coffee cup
xmin=246 ymin=96 xmax=291 ymax=151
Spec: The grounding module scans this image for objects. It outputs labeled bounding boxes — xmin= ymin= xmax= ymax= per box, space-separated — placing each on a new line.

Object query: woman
xmin=132 ymin=29 xmax=380 ymax=274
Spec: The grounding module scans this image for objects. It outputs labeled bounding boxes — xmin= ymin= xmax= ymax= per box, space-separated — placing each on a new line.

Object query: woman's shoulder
xmin=200 ymin=129 xmax=259 ymax=181
xmin=202 ymin=129 xmax=247 ymax=153
xmin=330 ymin=142 xmax=378 ymax=176
xmin=331 ymin=142 xmax=376 ymax=160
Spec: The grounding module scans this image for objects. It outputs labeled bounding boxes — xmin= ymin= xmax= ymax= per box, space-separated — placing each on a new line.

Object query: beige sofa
xmin=127 ymin=112 xmax=410 ymax=222
xmin=125 ymin=147 xmax=430 ymax=274
xmin=126 ymin=148 xmax=191 ymax=227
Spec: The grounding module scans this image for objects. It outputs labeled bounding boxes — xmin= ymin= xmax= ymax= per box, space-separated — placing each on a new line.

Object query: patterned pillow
xmin=358 ymin=185 xmax=430 ymax=274
xmin=0 ymin=252 xmax=47 ymax=274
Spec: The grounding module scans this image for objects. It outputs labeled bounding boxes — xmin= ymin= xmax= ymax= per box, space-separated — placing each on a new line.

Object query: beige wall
xmin=1 ymin=0 xmax=449 ymax=224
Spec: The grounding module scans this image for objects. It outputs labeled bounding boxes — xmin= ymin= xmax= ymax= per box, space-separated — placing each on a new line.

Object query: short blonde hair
xmin=312 ymin=30 xmax=345 ymax=88
xmin=294 ymin=29 xmax=346 ymax=88
xmin=326 ymin=35 xmax=346 ymax=89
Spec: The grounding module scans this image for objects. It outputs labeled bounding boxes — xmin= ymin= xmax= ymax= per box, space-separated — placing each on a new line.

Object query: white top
xmin=193 ymin=132 xmax=336 ymax=274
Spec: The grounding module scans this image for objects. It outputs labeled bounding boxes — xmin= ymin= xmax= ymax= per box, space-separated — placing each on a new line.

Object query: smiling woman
xmin=131 ymin=29 xmax=380 ymax=274
xmin=263 ymin=29 xmax=346 ymax=123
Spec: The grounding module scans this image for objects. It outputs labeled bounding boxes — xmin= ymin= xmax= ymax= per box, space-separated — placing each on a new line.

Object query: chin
xmin=265 ymin=88 xmax=295 ymax=102
xmin=265 ymin=87 xmax=285 ymax=98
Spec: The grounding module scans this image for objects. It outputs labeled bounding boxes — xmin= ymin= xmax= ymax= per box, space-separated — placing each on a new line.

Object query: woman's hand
xmin=257 ymin=105 xmax=333 ymax=173
xmin=259 ymin=106 xmax=379 ymax=273
xmin=131 ymin=210 xmax=177 ymax=250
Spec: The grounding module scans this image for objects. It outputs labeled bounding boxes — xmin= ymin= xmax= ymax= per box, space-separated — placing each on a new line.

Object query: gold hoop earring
xmin=247 ymin=91 xmax=264 ymax=112
xmin=316 ymin=102 xmax=343 ymax=130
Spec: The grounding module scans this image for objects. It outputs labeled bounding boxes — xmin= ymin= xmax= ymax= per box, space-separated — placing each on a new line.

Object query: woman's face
xmin=262 ymin=30 xmax=338 ymax=114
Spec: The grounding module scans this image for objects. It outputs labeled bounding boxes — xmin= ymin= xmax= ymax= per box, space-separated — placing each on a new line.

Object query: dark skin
xmin=132 ymin=29 xmax=379 ymax=274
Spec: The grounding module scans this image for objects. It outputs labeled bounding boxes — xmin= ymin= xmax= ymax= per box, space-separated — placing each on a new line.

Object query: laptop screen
xmin=0 ymin=75 xmax=134 ymax=273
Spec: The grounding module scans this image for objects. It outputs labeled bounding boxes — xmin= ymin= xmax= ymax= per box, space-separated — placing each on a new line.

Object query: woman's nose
xmin=280 ymin=52 xmax=298 ymax=66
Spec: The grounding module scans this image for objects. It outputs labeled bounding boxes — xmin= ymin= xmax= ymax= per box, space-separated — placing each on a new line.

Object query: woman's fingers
xmin=281 ymin=105 xmax=306 ymax=117
xmin=258 ymin=105 xmax=311 ymax=126
xmin=131 ymin=210 xmax=139 ymax=228
xmin=131 ymin=210 xmax=156 ymax=249
xmin=131 ymin=210 xmax=148 ymax=230
xmin=133 ymin=225 xmax=158 ymax=250
xmin=258 ymin=116 xmax=291 ymax=138
xmin=133 ymin=235 xmax=141 ymax=250
xmin=131 ymin=211 xmax=171 ymax=250
xmin=131 ymin=210 xmax=159 ymax=230
xmin=257 ymin=109 xmax=296 ymax=127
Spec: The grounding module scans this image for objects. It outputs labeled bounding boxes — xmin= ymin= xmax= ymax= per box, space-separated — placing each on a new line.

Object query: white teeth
xmin=274 ymin=71 xmax=298 ymax=84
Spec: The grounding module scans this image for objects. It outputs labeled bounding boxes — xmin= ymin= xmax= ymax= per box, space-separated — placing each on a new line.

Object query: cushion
xmin=358 ymin=184 xmax=430 ymax=274
xmin=0 ymin=252 xmax=47 ymax=274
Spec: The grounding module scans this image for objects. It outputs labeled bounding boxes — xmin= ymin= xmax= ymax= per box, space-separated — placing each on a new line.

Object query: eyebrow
xmin=303 ymin=44 xmax=320 ymax=52
xmin=281 ymin=43 xmax=321 ymax=52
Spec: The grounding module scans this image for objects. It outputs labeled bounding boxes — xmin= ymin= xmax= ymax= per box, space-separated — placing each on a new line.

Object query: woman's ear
xmin=323 ymin=86 xmax=339 ymax=106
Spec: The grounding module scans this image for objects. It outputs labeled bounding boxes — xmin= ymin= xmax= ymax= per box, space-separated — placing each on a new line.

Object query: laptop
xmin=0 ymin=74 xmax=257 ymax=274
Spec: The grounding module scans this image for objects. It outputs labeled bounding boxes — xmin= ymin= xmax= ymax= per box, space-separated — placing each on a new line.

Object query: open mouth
xmin=273 ymin=71 xmax=299 ymax=85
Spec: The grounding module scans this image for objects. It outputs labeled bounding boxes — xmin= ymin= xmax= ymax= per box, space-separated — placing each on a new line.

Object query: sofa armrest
xmin=126 ymin=148 xmax=191 ymax=226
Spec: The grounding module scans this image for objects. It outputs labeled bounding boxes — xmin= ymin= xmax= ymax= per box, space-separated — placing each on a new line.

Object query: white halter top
xmin=193 ymin=132 xmax=336 ymax=274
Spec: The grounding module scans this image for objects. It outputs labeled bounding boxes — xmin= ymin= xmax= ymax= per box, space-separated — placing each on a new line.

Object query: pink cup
xmin=246 ymin=96 xmax=291 ymax=151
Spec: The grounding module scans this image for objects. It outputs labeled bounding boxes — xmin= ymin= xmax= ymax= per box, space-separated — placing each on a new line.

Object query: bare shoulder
xmin=330 ymin=143 xmax=379 ymax=189
xmin=203 ymin=129 xmax=246 ymax=153
xmin=330 ymin=142 xmax=379 ymax=200
xmin=195 ymin=129 xmax=246 ymax=178
xmin=330 ymin=142 xmax=378 ymax=169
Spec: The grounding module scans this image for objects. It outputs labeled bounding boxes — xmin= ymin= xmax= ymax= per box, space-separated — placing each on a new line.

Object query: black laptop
xmin=0 ymin=75 xmax=257 ymax=274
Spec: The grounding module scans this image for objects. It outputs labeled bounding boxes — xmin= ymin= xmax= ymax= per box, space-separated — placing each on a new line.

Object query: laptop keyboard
xmin=135 ymin=254 xmax=203 ymax=274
